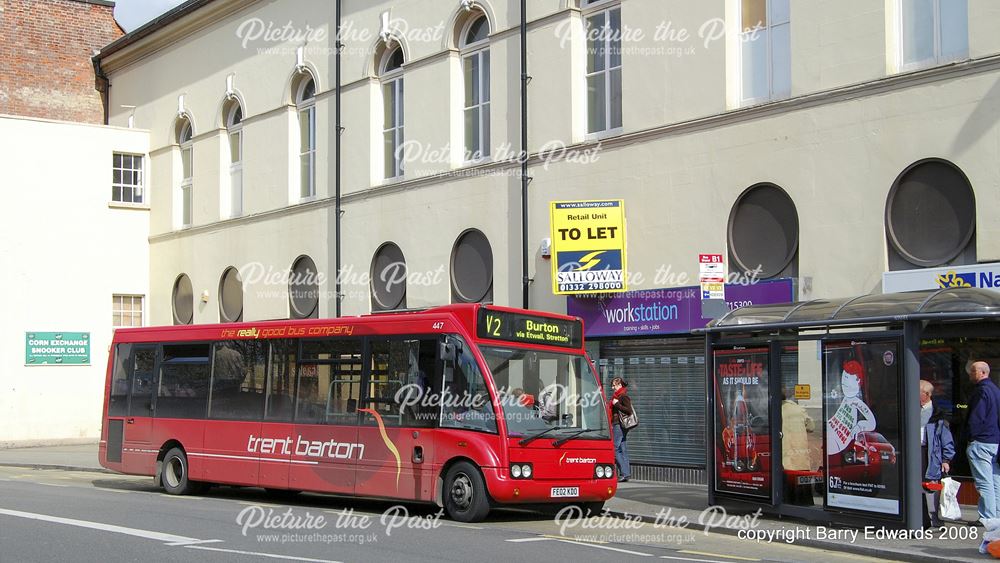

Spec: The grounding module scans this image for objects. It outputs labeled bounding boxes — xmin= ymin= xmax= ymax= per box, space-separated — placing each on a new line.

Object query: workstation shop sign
xmin=25 ymin=332 xmax=90 ymax=365
xmin=567 ymin=279 xmax=793 ymax=337
xmin=550 ymin=200 xmax=627 ymax=295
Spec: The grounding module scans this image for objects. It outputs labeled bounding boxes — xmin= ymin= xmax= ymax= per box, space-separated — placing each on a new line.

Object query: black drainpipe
xmin=520 ymin=0 xmax=530 ymax=309
xmin=335 ymin=0 xmax=343 ymax=318
xmin=92 ymin=54 xmax=110 ymax=125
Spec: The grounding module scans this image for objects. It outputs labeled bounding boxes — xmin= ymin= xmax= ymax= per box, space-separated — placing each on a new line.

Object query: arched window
xmin=289 ymin=255 xmax=320 ymax=319
xmin=172 ymin=274 xmax=194 ymax=325
xmin=727 ymin=183 xmax=799 ymax=279
xmin=461 ymin=15 xmax=490 ymax=161
xmin=296 ymin=75 xmax=316 ymax=199
xmin=219 ymin=267 xmax=244 ymax=323
xmin=371 ymin=242 xmax=406 ymax=311
xmin=381 ymin=45 xmax=405 ymax=179
xmin=451 ymin=229 xmax=493 ymax=303
xmin=886 ymin=159 xmax=976 ymax=270
xmin=225 ymin=101 xmax=243 ymax=217
xmin=177 ymin=118 xmax=194 ymax=227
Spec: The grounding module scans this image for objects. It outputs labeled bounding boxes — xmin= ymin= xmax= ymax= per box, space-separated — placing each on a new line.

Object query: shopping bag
xmin=938 ymin=476 xmax=961 ymax=521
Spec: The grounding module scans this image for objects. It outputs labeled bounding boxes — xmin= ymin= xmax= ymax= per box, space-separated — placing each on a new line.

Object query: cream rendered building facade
xmin=96 ymin=0 xmax=1000 ymax=325
xmin=0 ymin=116 xmax=149 ymax=443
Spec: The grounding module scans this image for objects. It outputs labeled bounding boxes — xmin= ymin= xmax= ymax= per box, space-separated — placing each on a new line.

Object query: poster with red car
xmin=714 ymin=347 xmax=771 ymax=498
xmin=824 ymin=340 xmax=902 ymax=516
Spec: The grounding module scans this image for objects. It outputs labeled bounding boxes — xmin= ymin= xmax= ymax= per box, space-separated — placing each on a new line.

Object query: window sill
xmin=584 ymin=127 xmax=624 ymax=143
xmin=108 ymin=202 xmax=150 ymax=211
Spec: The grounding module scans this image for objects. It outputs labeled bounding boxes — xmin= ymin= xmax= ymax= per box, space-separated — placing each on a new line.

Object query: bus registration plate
xmin=550 ymin=487 xmax=579 ymax=498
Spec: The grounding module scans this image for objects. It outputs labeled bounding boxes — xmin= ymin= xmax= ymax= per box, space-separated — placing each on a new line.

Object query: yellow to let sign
xmin=794 ymin=384 xmax=811 ymax=400
xmin=550 ymin=200 xmax=627 ymax=295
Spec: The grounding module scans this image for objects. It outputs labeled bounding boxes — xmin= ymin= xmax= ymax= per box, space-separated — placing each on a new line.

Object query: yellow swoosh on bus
xmin=359 ymin=408 xmax=401 ymax=490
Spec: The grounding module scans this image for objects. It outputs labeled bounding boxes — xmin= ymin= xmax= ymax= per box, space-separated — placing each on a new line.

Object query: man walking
xmin=966 ymin=361 xmax=1000 ymax=524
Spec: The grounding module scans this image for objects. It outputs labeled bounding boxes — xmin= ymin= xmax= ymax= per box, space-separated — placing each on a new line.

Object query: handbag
xmin=938 ymin=476 xmax=961 ymax=521
xmin=621 ymin=407 xmax=639 ymax=430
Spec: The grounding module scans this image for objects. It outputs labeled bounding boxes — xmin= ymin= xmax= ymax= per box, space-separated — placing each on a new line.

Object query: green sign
xmin=25 ymin=332 xmax=90 ymax=365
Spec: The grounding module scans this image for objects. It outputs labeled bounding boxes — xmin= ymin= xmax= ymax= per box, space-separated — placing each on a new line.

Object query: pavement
xmin=0 ymin=443 xmax=993 ymax=562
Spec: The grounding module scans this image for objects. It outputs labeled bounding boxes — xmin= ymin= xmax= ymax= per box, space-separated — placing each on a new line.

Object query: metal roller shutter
xmin=596 ymin=337 xmax=706 ymax=467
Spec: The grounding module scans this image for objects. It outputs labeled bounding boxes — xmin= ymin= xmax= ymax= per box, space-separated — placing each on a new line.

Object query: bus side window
xmin=157 ymin=343 xmax=211 ymax=419
xmin=366 ymin=338 xmax=439 ymax=428
xmin=265 ymin=339 xmax=296 ymax=422
xmin=129 ymin=347 xmax=156 ymax=416
xmin=441 ymin=338 xmax=497 ymax=433
xmin=209 ymin=340 xmax=266 ymax=420
xmin=108 ymin=343 xmax=132 ymax=417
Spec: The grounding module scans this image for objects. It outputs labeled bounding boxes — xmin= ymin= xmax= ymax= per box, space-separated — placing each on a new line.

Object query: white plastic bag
xmin=938 ymin=477 xmax=961 ymax=521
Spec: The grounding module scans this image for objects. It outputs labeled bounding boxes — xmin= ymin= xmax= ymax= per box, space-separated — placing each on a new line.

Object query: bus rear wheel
xmin=161 ymin=447 xmax=202 ymax=495
xmin=443 ymin=462 xmax=490 ymax=523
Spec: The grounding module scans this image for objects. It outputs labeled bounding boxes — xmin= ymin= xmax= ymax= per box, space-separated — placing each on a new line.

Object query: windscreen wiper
xmin=552 ymin=429 xmax=598 ymax=447
xmin=518 ymin=426 xmax=564 ymax=447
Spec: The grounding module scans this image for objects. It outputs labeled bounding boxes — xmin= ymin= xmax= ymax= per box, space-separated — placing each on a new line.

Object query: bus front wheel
xmin=161 ymin=447 xmax=200 ymax=495
xmin=443 ymin=462 xmax=490 ymax=523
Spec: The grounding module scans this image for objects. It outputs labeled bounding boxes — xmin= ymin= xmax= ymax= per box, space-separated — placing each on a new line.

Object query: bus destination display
xmin=477 ymin=308 xmax=582 ymax=349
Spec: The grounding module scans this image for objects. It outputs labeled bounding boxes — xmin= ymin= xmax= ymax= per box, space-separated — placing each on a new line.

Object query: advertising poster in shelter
xmin=714 ymin=347 xmax=771 ymax=498
xmin=824 ymin=340 xmax=902 ymax=516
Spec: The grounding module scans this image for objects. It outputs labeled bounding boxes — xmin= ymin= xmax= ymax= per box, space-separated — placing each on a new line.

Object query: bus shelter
xmin=703 ymin=287 xmax=1000 ymax=530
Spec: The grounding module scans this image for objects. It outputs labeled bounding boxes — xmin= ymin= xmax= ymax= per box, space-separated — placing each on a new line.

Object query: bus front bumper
xmin=481 ymin=467 xmax=618 ymax=504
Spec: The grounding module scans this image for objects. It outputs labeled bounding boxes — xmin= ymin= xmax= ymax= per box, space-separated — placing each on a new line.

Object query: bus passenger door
xmin=290 ymin=338 xmax=363 ymax=495
xmin=355 ymin=337 xmax=439 ymax=502
xmin=122 ymin=345 xmax=157 ymax=475
xmin=258 ymin=340 xmax=296 ymax=490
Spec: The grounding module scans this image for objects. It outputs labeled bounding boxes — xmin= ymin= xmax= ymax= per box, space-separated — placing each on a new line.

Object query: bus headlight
xmin=595 ymin=464 xmax=614 ymax=479
xmin=510 ymin=463 xmax=532 ymax=479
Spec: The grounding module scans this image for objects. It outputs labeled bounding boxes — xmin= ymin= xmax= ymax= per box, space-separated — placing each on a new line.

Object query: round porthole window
xmin=886 ymin=159 xmax=976 ymax=267
xmin=371 ymin=243 xmax=406 ymax=311
xmin=727 ymin=184 xmax=799 ymax=278
xmin=219 ymin=267 xmax=243 ymax=323
xmin=289 ymin=255 xmax=319 ymax=319
xmin=451 ymin=229 xmax=493 ymax=303
xmin=172 ymin=274 xmax=194 ymax=325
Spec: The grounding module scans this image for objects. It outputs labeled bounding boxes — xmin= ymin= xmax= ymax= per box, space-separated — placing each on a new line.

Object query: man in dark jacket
xmin=966 ymin=361 xmax=1000 ymax=523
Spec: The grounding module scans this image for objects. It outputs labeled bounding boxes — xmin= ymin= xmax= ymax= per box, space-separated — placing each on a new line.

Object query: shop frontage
xmin=705 ymin=287 xmax=1000 ymax=530
xmin=568 ymin=279 xmax=794 ymax=483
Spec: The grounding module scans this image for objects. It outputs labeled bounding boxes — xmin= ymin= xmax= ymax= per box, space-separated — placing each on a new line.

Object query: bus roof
xmin=112 ymin=304 xmax=583 ymax=348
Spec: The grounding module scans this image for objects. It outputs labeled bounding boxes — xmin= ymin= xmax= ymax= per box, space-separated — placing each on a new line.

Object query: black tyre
xmin=734 ymin=459 xmax=745 ymax=472
xmin=844 ymin=450 xmax=855 ymax=464
xmin=161 ymin=447 xmax=199 ymax=495
xmin=579 ymin=501 xmax=605 ymax=515
xmin=443 ymin=461 xmax=490 ymax=523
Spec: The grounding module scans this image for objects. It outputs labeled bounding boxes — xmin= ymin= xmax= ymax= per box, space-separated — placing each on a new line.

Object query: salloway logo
xmin=359 ymin=408 xmax=402 ymax=491
xmin=556 ymin=250 xmax=624 ymax=284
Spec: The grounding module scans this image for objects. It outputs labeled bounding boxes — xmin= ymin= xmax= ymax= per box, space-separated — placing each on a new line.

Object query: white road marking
xmin=446 ymin=523 xmax=484 ymax=530
xmin=660 ymin=555 xmax=731 ymax=563
xmin=0 ymin=507 xmax=333 ymax=562
xmin=678 ymin=550 xmax=760 ymax=561
xmin=0 ymin=507 xmax=203 ymax=544
xmin=184 ymin=545 xmax=341 ymax=562
xmin=507 ymin=535 xmax=652 ymax=556
xmin=555 ymin=539 xmax=653 ymax=556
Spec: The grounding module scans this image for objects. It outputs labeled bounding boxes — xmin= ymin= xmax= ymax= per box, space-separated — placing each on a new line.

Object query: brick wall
xmin=0 ymin=0 xmax=123 ymax=124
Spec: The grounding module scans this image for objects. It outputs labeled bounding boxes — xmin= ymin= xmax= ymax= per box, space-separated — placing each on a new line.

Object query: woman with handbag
xmin=610 ymin=377 xmax=634 ymax=483
xmin=921 ymin=379 xmax=956 ymax=528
